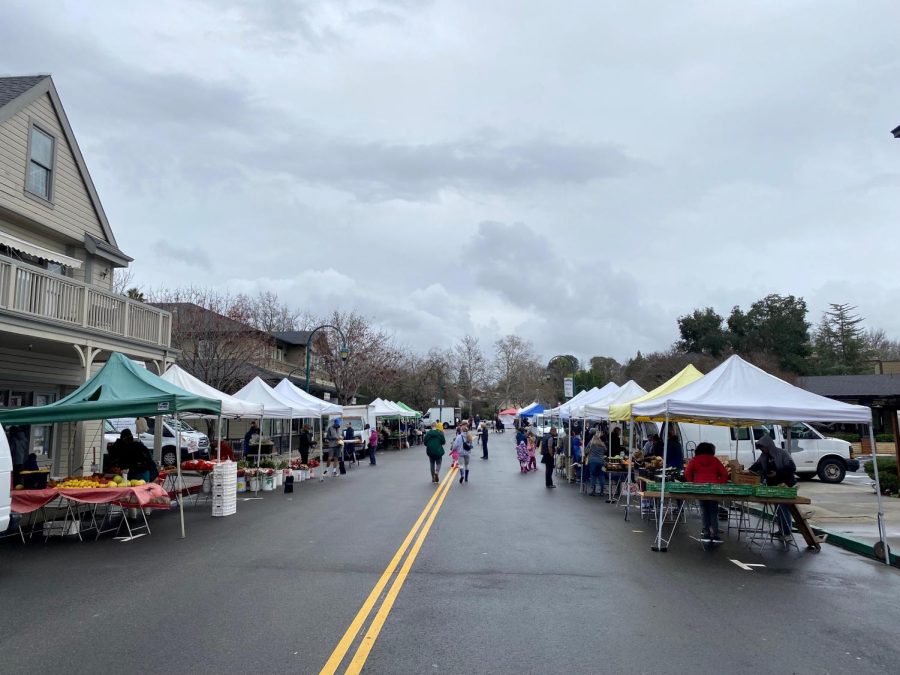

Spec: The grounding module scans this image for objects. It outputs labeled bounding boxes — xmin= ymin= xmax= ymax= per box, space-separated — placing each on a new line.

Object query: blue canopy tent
xmin=518 ymin=402 xmax=545 ymax=418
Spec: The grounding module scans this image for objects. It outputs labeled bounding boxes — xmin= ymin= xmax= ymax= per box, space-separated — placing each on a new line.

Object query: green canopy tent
xmin=395 ymin=402 xmax=422 ymax=418
xmin=0 ymin=352 xmax=221 ymax=538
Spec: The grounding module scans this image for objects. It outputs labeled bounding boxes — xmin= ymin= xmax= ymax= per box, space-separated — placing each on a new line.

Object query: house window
xmin=26 ymin=124 xmax=55 ymax=201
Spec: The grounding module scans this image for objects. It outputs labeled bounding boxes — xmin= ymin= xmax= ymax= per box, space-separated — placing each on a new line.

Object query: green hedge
xmin=832 ymin=432 xmax=895 ymax=443
xmin=865 ymin=458 xmax=899 ymax=495
xmin=876 ymin=434 xmax=896 ymax=443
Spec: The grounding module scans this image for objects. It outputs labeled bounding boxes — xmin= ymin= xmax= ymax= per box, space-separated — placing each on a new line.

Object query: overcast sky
xmin=3 ymin=1 xmax=900 ymax=364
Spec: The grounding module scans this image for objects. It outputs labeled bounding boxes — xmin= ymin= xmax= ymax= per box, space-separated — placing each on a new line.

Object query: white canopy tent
xmin=274 ymin=379 xmax=343 ymax=417
xmin=567 ymin=382 xmax=623 ymax=419
xmin=161 ymin=365 xmax=264 ymax=419
xmin=233 ymin=377 xmax=309 ymax=478
xmin=629 ymin=355 xmax=887 ymax=560
xmin=548 ymin=387 xmax=599 ymax=418
xmin=582 ymin=380 xmax=647 ymax=420
xmin=161 ymin=365 xmax=265 ymax=462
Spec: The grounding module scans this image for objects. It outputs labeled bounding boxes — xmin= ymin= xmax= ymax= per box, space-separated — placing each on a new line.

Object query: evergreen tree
xmin=813 ymin=303 xmax=873 ymax=374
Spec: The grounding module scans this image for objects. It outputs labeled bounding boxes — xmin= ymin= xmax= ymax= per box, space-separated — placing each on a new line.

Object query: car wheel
xmin=161 ymin=446 xmax=177 ymax=467
xmin=817 ymin=458 xmax=846 ymax=484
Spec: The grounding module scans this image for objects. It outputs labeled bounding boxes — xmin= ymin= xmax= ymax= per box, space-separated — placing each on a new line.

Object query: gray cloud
xmin=152 ymin=241 xmax=212 ymax=269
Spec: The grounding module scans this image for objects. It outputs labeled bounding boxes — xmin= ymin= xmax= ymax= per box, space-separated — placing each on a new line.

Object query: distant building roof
xmin=0 ymin=75 xmax=48 ymax=110
xmin=271 ymin=330 xmax=313 ymax=346
xmin=799 ymin=374 xmax=900 ymax=400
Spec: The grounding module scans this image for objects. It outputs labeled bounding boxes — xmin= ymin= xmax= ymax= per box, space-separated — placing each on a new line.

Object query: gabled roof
xmin=0 ymin=75 xmax=48 ymax=109
xmin=271 ymin=330 xmax=313 ymax=346
xmin=0 ymin=74 xmax=123 ymax=253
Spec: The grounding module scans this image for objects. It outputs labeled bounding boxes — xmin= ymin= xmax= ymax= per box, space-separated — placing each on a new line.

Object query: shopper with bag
xmin=453 ymin=424 xmax=473 ymax=484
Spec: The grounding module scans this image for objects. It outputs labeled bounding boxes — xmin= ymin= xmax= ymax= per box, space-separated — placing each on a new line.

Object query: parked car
xmin=105 ymin=417 xmax=210 ymax=468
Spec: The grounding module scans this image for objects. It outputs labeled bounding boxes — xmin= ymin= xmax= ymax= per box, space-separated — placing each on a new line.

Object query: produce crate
xmin=642 ymin=482 xmax=663 ymax=493
xmin=710 ymin=484 xmax=754 ymax=496
xmin=731 ymin=471 xmax=761 ymax=485
xmin=753 ymin=485 xmax=798 ymax=499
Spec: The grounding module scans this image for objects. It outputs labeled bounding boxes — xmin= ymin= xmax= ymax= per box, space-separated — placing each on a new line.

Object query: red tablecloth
xmin=12 ymin=484 xmax=171 ymax=514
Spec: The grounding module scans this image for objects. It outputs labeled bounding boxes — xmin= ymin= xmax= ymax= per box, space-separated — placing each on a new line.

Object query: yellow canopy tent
xmin=608 ymin=364 xmax=704 ymax=421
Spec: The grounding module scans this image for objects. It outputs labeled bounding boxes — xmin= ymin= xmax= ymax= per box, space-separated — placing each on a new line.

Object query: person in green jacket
xmin=423 ymin=423 xmax=446 ymax=484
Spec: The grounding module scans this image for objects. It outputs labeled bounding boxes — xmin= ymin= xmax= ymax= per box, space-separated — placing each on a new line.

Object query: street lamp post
xmin=304 ymin=324 xmax=350 ymax=394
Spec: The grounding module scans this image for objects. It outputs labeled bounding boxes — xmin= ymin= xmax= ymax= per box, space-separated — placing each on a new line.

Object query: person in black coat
xmin=480 ymin=422 xmax=490 ymax=459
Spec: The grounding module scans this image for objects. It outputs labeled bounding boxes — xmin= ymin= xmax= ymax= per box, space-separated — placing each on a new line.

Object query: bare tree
xmin=149 ymin=287 xmax=271 ymax=394
xmin=492 ymin=335 xmax=544 ymax=406
xmin=312 ymin=310 xmax=404 ymax=404
xmin=454 ymin=334 xmax=486 ymax=416
xmin=111 ymin=267 xmax=135 ymax=295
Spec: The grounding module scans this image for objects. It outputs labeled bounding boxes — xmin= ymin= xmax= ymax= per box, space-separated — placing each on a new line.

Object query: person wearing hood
xmin=750 ymin=434 xmax=797 ymax=539
xmin=423 ymin=423 xmax=446 ymax=484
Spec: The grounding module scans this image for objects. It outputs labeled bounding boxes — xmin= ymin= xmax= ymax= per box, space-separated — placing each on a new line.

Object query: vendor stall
xmin=0 ymin=352 xmax=221 ymax=539
xmin=629 ymin=355 xmax=883 ymax=558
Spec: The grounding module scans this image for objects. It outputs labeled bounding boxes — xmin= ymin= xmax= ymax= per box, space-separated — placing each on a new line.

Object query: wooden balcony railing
xmin=0 ymin=257 xmax=171 ymax=348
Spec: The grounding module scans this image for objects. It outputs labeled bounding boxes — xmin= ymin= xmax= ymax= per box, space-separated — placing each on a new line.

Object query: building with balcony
xmin=0 ymin=75 xmax=174 ymax=474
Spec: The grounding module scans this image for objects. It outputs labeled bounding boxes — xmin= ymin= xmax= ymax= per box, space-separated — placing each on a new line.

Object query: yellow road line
xmin=345 ymin=466 xmax=458 ymax=674
xmin=319 ymin=467 xmax=457 ymax=675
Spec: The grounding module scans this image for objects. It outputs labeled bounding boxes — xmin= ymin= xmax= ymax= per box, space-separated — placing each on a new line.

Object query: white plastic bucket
xmin=261 ymin=474 xmax=276 ymax=491
xmin=236 ymin=476 xmax=247 ymax=493
xmin=248 ymin=477 xmax=260 ymax=492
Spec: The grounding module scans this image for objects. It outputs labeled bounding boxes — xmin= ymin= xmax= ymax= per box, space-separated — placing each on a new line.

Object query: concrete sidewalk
xmin=799 ymin=475 xmax=900 ymax=549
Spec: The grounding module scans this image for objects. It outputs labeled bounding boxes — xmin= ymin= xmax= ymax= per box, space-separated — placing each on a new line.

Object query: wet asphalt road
xmin=2 ymin=431 xmax=899 ymax=675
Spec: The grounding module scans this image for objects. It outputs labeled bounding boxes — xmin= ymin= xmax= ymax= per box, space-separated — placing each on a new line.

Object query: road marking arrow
xmin=730 ymin=559 xmax=766 ymax=571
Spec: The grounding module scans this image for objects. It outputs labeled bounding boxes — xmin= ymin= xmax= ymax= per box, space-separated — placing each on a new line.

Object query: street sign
xmin=563 ymin=377 xmax=574 ymax=398
xmin=437 ymin=398 xmax=444 ymax=406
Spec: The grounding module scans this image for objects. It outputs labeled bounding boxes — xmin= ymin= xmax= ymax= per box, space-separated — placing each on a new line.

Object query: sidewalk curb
xmin=745 ymin=504 xmax=899 ymax=568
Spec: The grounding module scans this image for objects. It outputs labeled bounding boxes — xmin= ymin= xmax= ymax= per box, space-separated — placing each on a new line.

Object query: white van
xmin=105 ymin=417 xmax=210 ymax=467
xmin=671 ymin=422 xmax=858 ymax=483
xmin=0 ymin=424 xmax=11 ymax=534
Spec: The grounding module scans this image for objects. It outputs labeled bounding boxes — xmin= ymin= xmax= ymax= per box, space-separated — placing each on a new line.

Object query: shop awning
xmin=0 ymin=228 xmax=82 ymax=269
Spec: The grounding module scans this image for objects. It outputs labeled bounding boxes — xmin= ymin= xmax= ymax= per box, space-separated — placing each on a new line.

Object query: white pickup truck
xmin=673 ymin=422 xmax=859 ymax=483
xmin=105 ymin=417 xmax=210 ymax=467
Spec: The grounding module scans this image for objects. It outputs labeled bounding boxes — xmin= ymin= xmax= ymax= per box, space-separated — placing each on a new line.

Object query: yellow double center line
xmin=320 ymin=466 xmax=458 ymax=675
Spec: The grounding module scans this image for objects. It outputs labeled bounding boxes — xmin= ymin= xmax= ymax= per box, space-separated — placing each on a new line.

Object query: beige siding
xmin=0 ymin=93 xmax=109 ymax=245
xmin=0 ymin=214 xmax=91 ymax=283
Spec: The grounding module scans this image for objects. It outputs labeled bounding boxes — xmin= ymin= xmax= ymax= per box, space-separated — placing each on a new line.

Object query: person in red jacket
xmin=684 ymin=442 xmax=729 ymax=543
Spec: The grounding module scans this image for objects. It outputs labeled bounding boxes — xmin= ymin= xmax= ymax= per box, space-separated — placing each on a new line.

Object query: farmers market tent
xmin=563 ymin=382 xmax=622 ymax=419
xmin=0 ymin=352 xmax=221 ymax=425
xmin=498 ymin=408 xmax=518 ymax=416
xmin=518 ymin=402 xmax=544 ymax=418
xmin=161 ymin=365 xmax=263 ymax=419
xmin=0 ymin=352 xmax=221 ymax=539
xmin=628 ymin=356 xmax=888 ymax=560
xmin=274 ymin=379 xmax=343 ymax=416
xmin=395 ymin=402 xmax=421 ymax=417
xmin=582 ymin=380 xmax=648 ymax=419
xmin=607 ymin=365 xmax=704 ymax=421
xmin=630 ymin=355 xmax=872 ymax=425
xmin=370 ymin=398 xmax=405 ymax=417
xmin=232 ymin=377 xmax=296 ymax=419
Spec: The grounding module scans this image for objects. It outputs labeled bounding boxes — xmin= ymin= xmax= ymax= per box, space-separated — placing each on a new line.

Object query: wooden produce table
xmin=641 ymin=489 xmax=822 ymax=552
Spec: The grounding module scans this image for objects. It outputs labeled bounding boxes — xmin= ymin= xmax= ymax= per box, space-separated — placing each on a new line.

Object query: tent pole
xmin=288 ymin=416 xmax=294 ymax=472
xmin=256 ymin=415 xmax=263 ymax=495
xmin=653 ymin=411 xmax=670 ymax=552
xmin=624 ymin=418 xmax=635 ymax=521
xmin=868 ymin=423 xmax=891 ymax=564
xmin=175 ymin=410 xmax=185 ymax=539
xmin=216 ymin=415 xmax=222 ymax=462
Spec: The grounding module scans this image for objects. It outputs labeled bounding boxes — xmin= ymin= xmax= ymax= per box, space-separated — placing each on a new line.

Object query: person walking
xmin=323 ymin=419 xmax=341 ymax=480
xmin=480 ymin=421 xmax=490 ymax=459
xmin=541 ymin=427 xmax=559 ymax=488
xmin=526 ymin=431 xmax=537 ymax=472
xmin=343 ymin=423 xmax=357 ymax=467
xmin=366 ymin=424 xmax=378 ymax=466
xmin=423 ymin=422 xmax=446 ymax=483
xmin=453 ymin=424 xmax=474 ymax=484
xmin=587 ymin=433 xmax=607 ymax=496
